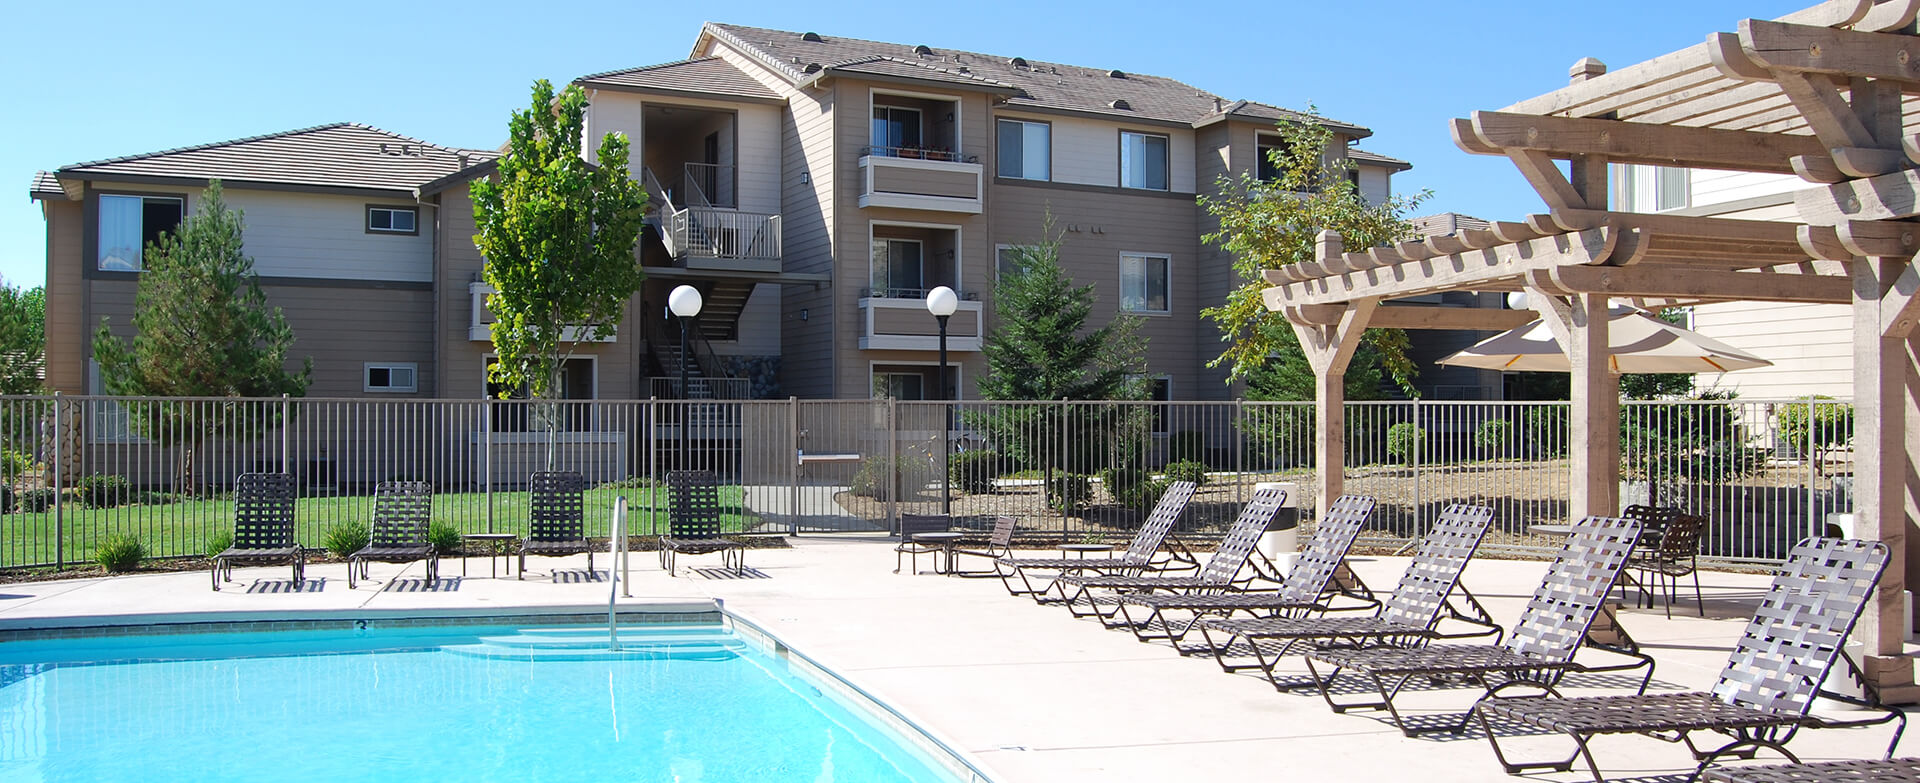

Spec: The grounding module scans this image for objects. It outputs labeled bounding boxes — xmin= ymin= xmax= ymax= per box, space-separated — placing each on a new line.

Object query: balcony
xmin=858 ymin=290 xmax=983 ymax=351
xmin=468 ymin=282 xmax=615 ymax=343
xmin=661 ymin=207 xmax=782 ymax=273
xmin=858 ymin=148 xmax=983 ymax=214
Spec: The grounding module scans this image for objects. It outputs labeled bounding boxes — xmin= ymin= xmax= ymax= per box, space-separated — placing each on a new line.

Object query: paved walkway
xmin=0 ymin=537 xmax=1912 ymax=782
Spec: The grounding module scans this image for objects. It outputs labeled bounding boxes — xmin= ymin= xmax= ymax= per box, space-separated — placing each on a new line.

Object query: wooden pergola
xmin=1261 ymin=0 xmax=1920 ymax=700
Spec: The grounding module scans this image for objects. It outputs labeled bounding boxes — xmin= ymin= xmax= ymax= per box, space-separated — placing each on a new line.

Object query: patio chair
xmin=1300 ymin=515 xmax=1650 ymax=736
xmin=1051 ymin=487 xmax=1287 ymax=621
xmin=661 ymin=470 xmax=742 ymax=576
xmin=347 ymin=480 xmax=437 ymax=589
xmin=1475 ymin=537 xmax=1906 ymax=783
xmin=996 ymin=480 xmax=1198 ymax=601
xmin=1623 ymin=510 xmax=1706 ymax=618
xmin=893 ymin=513 xmax=953 ymax=575
xmin=948 ymin=515 xmax=1016 ymax=578
xmin=1106 ymin=494 xmax=1382 ymax=643
xmin=1193 ymin=503 xmax=1499 ymax=687
xmin=1701 ymin=757 xmax=1920 ymax=783
xmin=518 ymin=470 xmax=593 ymax=579
xmin=210 ymin=472 xmax=302 ymax=590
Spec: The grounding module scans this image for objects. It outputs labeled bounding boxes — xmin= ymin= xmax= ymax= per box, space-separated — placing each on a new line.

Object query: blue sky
xmin=0 ymin=0 xmax=1808 ymax=288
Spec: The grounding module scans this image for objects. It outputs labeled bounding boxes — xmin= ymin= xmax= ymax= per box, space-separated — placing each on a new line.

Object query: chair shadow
xmin=383 ymin=577 xmax=461 ymax=593
xmin=550 ymin=569 xmax=607 ymax=584
xmin=245 ymin=578 xmax=326 ymax=594
xmin=691 ymin=566 xmax=771 ymax=580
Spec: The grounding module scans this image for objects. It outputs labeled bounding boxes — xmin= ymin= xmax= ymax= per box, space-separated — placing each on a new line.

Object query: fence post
xmin=483 ymin=397 xmax=494 ymax=534
xmin=280 ymin=394 xmax=291 ymax=473
xmin=51 ymin=393 xmax=63 ymax=569
xmin=885 ymin=397 xmax=897 ymax=531
xmin=1410 ymin=397 xmax=1423 ymax=540
xmin=1804 ymin=396 xmax=1817 ymax=535
xmin=1234 ymin=398 xmax=1246 ymax=507
xmin=788 ymin=396 xmax=799 ymax=536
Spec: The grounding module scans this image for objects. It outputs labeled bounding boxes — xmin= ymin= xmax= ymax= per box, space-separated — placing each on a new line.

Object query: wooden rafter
xmin=1456 ymin=110 xmax=1825 ymax=174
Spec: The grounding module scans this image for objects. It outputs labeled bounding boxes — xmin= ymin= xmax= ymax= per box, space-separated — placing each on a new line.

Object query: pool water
xmin=0 ymin=624 xmax=964 ymax=783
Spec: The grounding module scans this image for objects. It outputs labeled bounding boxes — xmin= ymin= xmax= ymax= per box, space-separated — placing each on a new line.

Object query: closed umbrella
xmin=1437 ymin=308 xmax=1772 ymax=374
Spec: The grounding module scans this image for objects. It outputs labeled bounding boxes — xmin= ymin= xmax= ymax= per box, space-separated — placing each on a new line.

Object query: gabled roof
xmin=1348 ymin=148 xmax=1411 ymax=171
xmin=699 ymin=23 xmax=1370 ymax=132
xmin=28 ymin=171 xmax=66 ymax=201
xmin=40 ymin=123 xmax=496 ymax=197
xmin=1202 ymin=100 xmax=1368 ymax=137
xmin=575 ymin=57 xmax=785 ymax=103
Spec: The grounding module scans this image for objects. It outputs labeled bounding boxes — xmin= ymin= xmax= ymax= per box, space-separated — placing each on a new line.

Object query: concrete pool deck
xmin=0 ymin=536 xmax=1913 ymax=782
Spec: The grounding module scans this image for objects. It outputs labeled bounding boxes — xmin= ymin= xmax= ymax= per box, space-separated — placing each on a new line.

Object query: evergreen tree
xmin=0 ymin=282 xmax=44 ymax=394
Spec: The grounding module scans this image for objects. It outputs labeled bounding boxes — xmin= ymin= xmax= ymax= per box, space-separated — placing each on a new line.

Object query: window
xmin=367 ymin=206 xmax=418 ymax=235
xmin=1120 ymin=131 xmax=1168 ymax=191
xmin=96 ymin=194 xmax=184 ymax=270
xmin=995 ymin=245 xmax=1023 ymax=281
xmin=996 ymin=119 xmax=1050 ymax=180
xmin=1120 ymin=253 xmax=1170 ymax=313
xmin=871 ymin=372 xmax=926 ymax=401
xmin=363 ymin=362 xmax=418 ymax=393
xmin=871 ymin=105 xmax=923 ymax=155
xmin=1255 ymin=136 xmax=1286 ymax=182
xmin=485 ymin=357 xmax=594 ymax=431
xmin=871 ymin=238 xmax=925 ymax=297
xmin=1613 ymin=165 xmax=1691 ymax=212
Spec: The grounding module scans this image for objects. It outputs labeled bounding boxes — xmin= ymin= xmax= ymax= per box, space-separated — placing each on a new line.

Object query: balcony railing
xmin=648 ymin=377 xmax=752 ymax=400
xmin=858 ymin=292 xmax=984 ymax=351
xmin=664 ymin=207 xmax=782 ymax=262
xmin=860 ymin=145 xmax=977 ymax=163
xmin=468 ymin=282 xmax=614 ymax=343
xmin=858 ymin=152 xmax=983 ymax=214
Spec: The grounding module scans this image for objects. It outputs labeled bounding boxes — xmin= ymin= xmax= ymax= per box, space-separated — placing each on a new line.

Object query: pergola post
xmin=1530 ymin=289 xmax=1618 ymax=520
xmin=1285 ymin=297 xmax=1377 ymax=519
xmin=1852 ymin=254 xmax=1919 ymax=697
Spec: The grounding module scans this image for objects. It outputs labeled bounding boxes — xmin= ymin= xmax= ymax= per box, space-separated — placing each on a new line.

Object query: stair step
xmin=439 ymin=624 xmax=745 ymax=661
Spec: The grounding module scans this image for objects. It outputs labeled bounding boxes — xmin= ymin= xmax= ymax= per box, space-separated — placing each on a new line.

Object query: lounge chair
xmin=1192 ymin=503 xmax=1498 ymax=685
xmin=1051 ymin=487 xmax=1287 ymax=620
xmin=211 ymin=472 xmax=302 ymax=590
xmin=995 ymin=480 xmax=1198 ymax=601
xmin=950 ymin=515 xmax=1017 ymax=577
xmin=347 ymin=481 xmax=437 ymax=589
xmin=893 ymin=513 xmax=953 ymax=575
xmin=660 ymin=470 xmax=742 ymax=576
xmin=1475 ymin=537 xmax=1906 ymax=783
xmin=518 ymin=470 xmax=593 ymax=579
xmin=1702 ymin=757 xmax=1920 ymax=782
xmin=1301 ymin=515 xmax=1650 ymax=736
xmin=1107 ymin=494 xmax=1382 ymax=643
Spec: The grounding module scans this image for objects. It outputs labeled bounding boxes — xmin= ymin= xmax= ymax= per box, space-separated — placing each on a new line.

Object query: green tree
xmin=92 ymin=181 xmax=311 ymax=491
xmin=471 ymin=80 xmax=648 ymax=462
xmin=0 ymin=282 xmax=45 ymax=394
xmin=1776 ymin=397 xmax=1852 ymax=480
xmin=973 ymin=229 xmax=1148 ymax=509
xmin=1619 ymin=308 xmax=1695 ymax=399
xmin=1199 ymin=114 xmax=1429 ymax=391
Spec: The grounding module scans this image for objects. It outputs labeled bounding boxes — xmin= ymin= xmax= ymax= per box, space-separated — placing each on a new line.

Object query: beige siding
xmin=1689 ymin=170 xmax=1803 ymax=209
xmin=43 ymin=199 xmax=84 ymax=394
xmin=1690 ymin=303 xmax=1853 ymax=399
xmin=1003 ymin=111 xmax=1195 ymax=193
xmin=871 ymin=164 xmax=978 ymax=198
xmin=226 ymin=190 xmax=432 ymax=282
xmin=776 ymin=73 xmax=838 ymax=398
xmin=1356 ymin=165 xmax=1391 ymax=206
xmin=1191 ymin=123 xmax=1236 ymax=400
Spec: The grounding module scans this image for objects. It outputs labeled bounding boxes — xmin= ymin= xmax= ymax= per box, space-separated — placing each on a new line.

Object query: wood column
xmin=1532 ymin=290 xmax=1617 ymax=520
xmin=1853 ymin=255 xmax=1918 ymax=699
xmin=1286 ymin=299 xmax=1376 ymax=519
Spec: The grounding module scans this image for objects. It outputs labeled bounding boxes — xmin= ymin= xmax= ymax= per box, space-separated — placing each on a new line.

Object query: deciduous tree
xmin=0 ymin=282 xmax=44 ymax=395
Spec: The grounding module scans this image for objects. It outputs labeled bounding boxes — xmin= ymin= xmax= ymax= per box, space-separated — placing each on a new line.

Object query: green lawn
xmin=0 ymin=485 xmax=762 ymax=568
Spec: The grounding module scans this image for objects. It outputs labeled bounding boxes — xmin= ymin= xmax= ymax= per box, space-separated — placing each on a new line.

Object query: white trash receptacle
xmin=1254 ymin=482 xmax=1301 ymax=574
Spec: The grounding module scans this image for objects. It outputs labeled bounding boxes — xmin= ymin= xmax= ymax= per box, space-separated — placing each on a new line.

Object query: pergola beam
xmin=1542 ymin=264 xmax=1853 ymax=303
xmin=1796 ymin=168 xmax=1920 ymax=223
xmin=1287 ymin=304 xmax=1538 ymax=331
xmin=1740 ymin=19 xmax=1920 ymax=84
xmin=1457 ymin=110 xmax=1826 ymax=175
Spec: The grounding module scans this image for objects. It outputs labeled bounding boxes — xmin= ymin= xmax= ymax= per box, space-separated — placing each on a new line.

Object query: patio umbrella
xmin=1436 ymin=308 xmax=1773 ymax=374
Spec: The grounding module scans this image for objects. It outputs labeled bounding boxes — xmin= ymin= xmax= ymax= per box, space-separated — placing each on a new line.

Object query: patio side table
xmin=461 ymin=533 xmax=519 ymax=579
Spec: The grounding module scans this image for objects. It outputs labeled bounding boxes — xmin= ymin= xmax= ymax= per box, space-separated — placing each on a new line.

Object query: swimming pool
xmin=0 ymin=621 xmax=973 ymax=782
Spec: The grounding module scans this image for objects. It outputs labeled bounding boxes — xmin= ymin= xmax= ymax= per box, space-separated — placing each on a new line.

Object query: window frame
xmin=1118 ymin=252 xmax=1172 ymax=315
xmin=870 ymin=237 xmax=927 ymax=297
xmin=996 ymin=118 xmax=1051 ymax=181
xmin=1118 ymin=130 xmax=1170 ymax=191
xmin=868 ymin=360 xmax=963 ymax=401
xmin=362 ymin=362 xmax=419 ymax=393
xmin=365 ymin=205 xmax=419 ymax=236
xmin=871 ymin=104 xmax=925 ymax=155
xmin=94 ymin=191 xmax=186 ymax=272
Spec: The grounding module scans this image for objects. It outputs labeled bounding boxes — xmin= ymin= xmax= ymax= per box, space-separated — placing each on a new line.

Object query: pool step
xmin=441 ymin=625 xmax=744 ymax=661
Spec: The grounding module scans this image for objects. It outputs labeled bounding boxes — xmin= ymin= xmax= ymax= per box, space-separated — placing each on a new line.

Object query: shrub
xmin=1168 ymin=430 xmax=1205 ymax=464
xmin=322 ymin=522 xmax=370 ymax=558
xmin=129 ymin=491 xmax=183 ymax=506
xmin=73 ymin=474 xmax=131 ymax=508
xmin=1106 ymin=469 xmax=1165 ymax=512
xmin=1776 ymin=397 xmax=1853 ymax=474
xmin=1162 ymin=460 xmax=1210 ymax=487
xmin=1386 ymin=423 xmax=1425 ymax=463
xmin=948 ymin=450 xmax=1002 ymax=495
xmin=96 ymin=534 xmax=145 ymax=573
xmin=1523 ymin=406 xmax=1569 ymax=457
xmin=428 ymin=521 xmax=462 ymax=556
xmin=1045 ymin=473 xmax=1093 ymax=514
xmin=1474 ymin=419 xmax=1513 ymax=457
xmin=18 ymin=488 xmax=55 ymax=513
xmin=0 ymin=449 xmax=32 ymax=483
xmin=205 ymin=530 xmax=233 ymax=557
xmin=851 ymin=456 xmax=930 ymax=500
xmin=596 ymin=476 xmax=657 ymax=490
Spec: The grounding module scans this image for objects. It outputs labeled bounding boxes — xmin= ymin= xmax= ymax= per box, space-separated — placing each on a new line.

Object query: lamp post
xmin=668 ymin=285 xmax=703 ymax=469
xmin=926 ymin=286 xmax=958 ymax=515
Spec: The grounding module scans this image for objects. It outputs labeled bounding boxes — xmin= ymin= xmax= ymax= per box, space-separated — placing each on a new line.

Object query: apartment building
xmin=28 ymin=24 xmax=1410 ymax=407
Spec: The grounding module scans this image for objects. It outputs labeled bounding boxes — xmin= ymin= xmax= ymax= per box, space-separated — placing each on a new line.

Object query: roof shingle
xmin=49 ymin=123 xmax=496 ymax=195
xmin=576 ymin=57 xmax=784 ymax=102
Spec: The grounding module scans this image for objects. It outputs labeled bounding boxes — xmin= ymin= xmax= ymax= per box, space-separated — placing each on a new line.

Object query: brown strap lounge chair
xmin=996 ymin=480 xmax=1198 ymax=601
xmin=1192 ymin=503 xmax=1498 ymax=686
xmin=518 ymin=470 xmax=593 ymax=579
xmin=661 ymin=470 xmax=742 ymax=576
xmin=1051 ymin=487 xmax=1287 ymax=620
xmin=1475 ymin=537 xmax=1905 ymax=783
xmin=949 ymin=515 xmax=1017 ymax=578
xmin=1107 ymin=494 xmax=1382 ymax=643
xmin=211 ymin=472 xmax=302 ymax=590
xmin=1702 ymin=757 xmax=1920 ymax=783
xmin=1301 ymin=515 xmax=1649 ymax=736
xmin=347 ymin=481 xmax=437 ymax=589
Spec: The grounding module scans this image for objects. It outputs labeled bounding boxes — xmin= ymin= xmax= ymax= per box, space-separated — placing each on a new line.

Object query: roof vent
xmin=957 ymin=66 xmax=970 ymax=74
xmin=1009 ymin=57 xmax=1028 ymax=68
xmin=800 ymin=31 xmax=823 ymax=42
xmin=803 ymin=62 xmax=822 ymax=74
xmin=378 ymin=143 xmax=421 ymax=157
xmin=913 ymin=44 xmax=933 ymax=56
xmin=1108 ymin=99 xmax=1131 ymax=110
xmin=1107 ymin=69 xmax=1126 ymax=79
